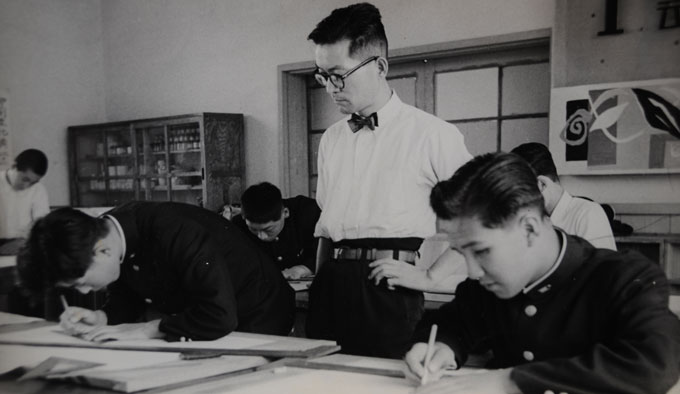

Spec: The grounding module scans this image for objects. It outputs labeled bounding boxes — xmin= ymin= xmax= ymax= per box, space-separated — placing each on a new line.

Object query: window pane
xmin=453 ymin=120 xmax=497 ymax=155
xmin=309 ymin=87 xmax=344 ymax=130
xmin=308 ymin=133 xmax=323 ymax=175
xmin=435 ymin=68 xmax=498 ymax=120
xmin=389 ymin=76 xmax=417 ymax=107
xmin=500 ymin=117 xmax=549 ymax=152
xmin=502 ymin=63 xmax=550 ymax=115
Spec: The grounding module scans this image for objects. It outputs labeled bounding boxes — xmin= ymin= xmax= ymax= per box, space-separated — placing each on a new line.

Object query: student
xmin=231 ymin=182 xmax=320 ymax=279
xmin=368 ymin=141 xmax=618 ymax=293
xmin=0 ymin=149 xmax=50 ymax=239
xmin=404 ymin=152 xmax=680 ymax=393
xmin=17 ymin=201 xmax=295 ymax=342
xmin=512 ymin=142 xmax=617 ymax=250
xmin=306 ymin=2 xmax=471 ymax=358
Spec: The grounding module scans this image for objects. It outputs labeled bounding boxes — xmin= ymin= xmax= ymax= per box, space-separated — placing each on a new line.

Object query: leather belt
xmin=332 ymin=247 xmax=418 ymax=263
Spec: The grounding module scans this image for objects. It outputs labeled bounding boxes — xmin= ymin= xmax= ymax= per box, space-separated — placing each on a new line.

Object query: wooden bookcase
xmin=67 ymin=113 xmax=244 ymax=212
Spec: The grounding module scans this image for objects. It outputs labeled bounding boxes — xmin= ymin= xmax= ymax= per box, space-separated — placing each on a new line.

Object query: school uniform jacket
xmin=421 ymin=232 xmax=680 ymax=394
xmin=232 ymin=196 xmax=321 ymax=273
xmin=102 ymin=201 xmax=294 ymax=341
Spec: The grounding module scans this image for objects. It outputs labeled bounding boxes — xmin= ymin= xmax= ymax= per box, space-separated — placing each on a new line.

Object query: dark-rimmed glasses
xmin=314 ymin=56 xmax=379 ymax=90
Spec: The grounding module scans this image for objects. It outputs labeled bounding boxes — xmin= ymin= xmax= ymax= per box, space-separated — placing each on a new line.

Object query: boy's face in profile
xmin=57 ymin=239 xmax=123 ymax=294
xmin=9 ymin=167 xmax=41 ymax=191
xmin=438 ymin=214 xmax=536 ymax=299
xmin=245 ymin=208 xmax=289 ymax=242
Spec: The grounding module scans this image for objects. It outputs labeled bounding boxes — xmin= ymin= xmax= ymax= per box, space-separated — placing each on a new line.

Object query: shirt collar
xmin=102 ymin=214 xmax=126 ymax=263
xmin=523 ymin=229 xmax=567 ymax=294
xmin=550 ymin=190 xmax=572 ymax=223
xmin=349 ymin=90 xmax=403 ymax=134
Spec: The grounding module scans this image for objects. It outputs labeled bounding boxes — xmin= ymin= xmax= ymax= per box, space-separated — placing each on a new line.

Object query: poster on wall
xmin=549 ymin=78 xmax=680 ymax=175
xmin=0 ymin=92 xmax=10 ymax=170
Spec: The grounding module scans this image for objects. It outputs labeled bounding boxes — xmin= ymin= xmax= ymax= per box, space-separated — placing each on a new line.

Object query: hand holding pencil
xmin=59 ymin=295 xmax=107 ymax=338
xmin=404 ymin=324 xmax=457 ymax=385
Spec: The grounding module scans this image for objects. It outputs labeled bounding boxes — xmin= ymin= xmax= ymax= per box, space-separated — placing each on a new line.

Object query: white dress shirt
xmin=0 ymin=170 xmax=50 ymax=238
xmin=551 ymin=190 xmax=617 ymax=250
xmin=314 ymin=92 xmax=472 ymax=241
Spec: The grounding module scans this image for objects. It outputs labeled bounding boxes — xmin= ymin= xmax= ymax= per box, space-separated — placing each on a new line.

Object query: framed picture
xmin=549 ymin=78 xmax=680 ymax=175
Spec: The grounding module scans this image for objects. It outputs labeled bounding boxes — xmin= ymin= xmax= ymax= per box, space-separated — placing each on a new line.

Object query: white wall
xmin=0 ymin=0 xmax=106 ymax=206
xmin=99 ymin=0 xmax=555 ymax=188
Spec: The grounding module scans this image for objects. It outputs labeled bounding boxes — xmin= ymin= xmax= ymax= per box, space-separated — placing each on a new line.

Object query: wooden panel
xmin=435 ymin=67 xmax=499 ymax=120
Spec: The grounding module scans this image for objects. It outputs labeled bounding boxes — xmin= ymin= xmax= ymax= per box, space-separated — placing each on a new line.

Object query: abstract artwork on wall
xmin=549 ymin=78 xmax=680 ymax=174
xmin=0 ymin=92 xmax=10 ymax=170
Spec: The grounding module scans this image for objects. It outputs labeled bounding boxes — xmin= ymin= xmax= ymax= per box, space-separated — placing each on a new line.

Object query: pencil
xmin=59 ymin=295 xmax=69 ymax=311
xmin=421 ymin=323 xmax=438 ymax=385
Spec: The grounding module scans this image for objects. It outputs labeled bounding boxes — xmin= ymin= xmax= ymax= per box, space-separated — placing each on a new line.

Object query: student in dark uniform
xmin=231 ymin=182 xmax=320 ymax=279
xmin=17 ymin=201 xmax=294 ymax=342
xmin=405 ymin=152 xmax=680 ymax=394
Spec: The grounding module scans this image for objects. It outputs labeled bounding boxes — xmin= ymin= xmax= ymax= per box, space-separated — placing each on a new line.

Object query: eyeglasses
xmin=314 ymin=56 xmax=380 ymax=90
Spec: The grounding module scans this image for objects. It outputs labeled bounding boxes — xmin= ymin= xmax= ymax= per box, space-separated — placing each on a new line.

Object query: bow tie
xmin=348 ymin=112 xmax=379 ymax=133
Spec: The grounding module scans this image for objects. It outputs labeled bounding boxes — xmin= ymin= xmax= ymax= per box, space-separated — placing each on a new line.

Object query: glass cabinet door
xmin=167 ymin=122 xmax=203 ymax=206
xmin=74 ymin=126 xmax=135 ymax=206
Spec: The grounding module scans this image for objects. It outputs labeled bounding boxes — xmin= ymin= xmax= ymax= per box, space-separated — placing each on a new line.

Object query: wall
xmin=0 ymin=0 xmax=106 ymax=206
xmin=100 ymin=0 xmax=554 ymax=189
xmin=553 ymin=0 xmax=680 ymax=212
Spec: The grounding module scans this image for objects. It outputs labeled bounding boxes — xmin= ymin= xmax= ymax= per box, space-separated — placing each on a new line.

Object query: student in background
xmin=369 ymin=142 xmax=618 ymax=293
xmin=405 ymin=152 xmax=680 ymax=394
xmin=232 ymin=182 xmax=320 ymax=279
xmin=17 ymin=201 xmax=294 ymax=342
xmin=511 ymin=142 xmax=616 ymax=250
xmin=306 ymin=2 xmax=471 ymax=358
xmin=0 ymin=149 xmax=49 ymax=239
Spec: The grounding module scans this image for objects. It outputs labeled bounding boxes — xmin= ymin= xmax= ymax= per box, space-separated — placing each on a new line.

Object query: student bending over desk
xmin=405 ymin=153 xmax=680 ymax=394
xmin=16 ymin=201 xmax=294 ymax=342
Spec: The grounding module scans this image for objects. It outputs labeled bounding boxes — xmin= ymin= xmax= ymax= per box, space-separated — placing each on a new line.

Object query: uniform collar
xmin=101 ymin=214 xmax=126 ymax=263
xmin=522 ymin=229 xmax=592 ymax=300
xmin=104 ymin=204 xmax=142 ymax=262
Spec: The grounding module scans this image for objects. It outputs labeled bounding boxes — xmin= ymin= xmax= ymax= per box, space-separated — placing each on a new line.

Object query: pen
xmin=59 ymin=295 xmax=69 ymax=311
xmin=421 ymin=324 xmax=438 ymax=385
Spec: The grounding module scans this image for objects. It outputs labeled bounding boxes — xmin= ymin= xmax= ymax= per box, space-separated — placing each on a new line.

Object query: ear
xmin=536 ymin=175 xmax=552 ymax=193
xmin=282 ymin=207 xmax=290 ymax=219
xmin=376 ymin=56 xmax=388 ymax=77
xmin=517 ymin=210 xmax=542 ymax=248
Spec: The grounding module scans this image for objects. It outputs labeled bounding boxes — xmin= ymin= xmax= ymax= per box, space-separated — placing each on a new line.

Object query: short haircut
xmin=15 ymin=149 xmax=48 ymax=176
xmin=430 ymin=152 xmax=547 ymax=228
xmin=511 ymin=143 xmax=559 ymax=182
xmin=308 ymin=2 xmax=388 ymax=59
xmin=16 ymin=208 xmax=109 ymax=294
xmin=240 ymin=182 xmax=284 ymax=223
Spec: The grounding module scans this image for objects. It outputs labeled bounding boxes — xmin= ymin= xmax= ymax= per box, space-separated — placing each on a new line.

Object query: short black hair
xmin=511 ymin=143 xmax=559 ymax=182
xmin=15 ymin=149 xmax=48 ymax=176
xmin=17 ymin=208 xmax=108 ymax=294
xmin=430 ymin=152 xmax=547 ymax=228
xmin=240 ymin=182 xmax=284 ymax=223
xmin=308 ymin=2 xmax=388 ymax=59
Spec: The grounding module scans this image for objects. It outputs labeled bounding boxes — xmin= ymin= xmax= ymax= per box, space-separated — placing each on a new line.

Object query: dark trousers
xmin=306 ymin=256 xmax=424 ymax=359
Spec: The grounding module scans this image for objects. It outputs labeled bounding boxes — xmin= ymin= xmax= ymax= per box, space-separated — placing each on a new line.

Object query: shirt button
xmin=523 ymin=350 xmax=534 ymax=361
xmin=525 ymin=305 xmax=537 ymax=317
xmin=132 ymin=265 xmax=140 ymax=271
xmin=144 ymin=298 xmax=153 ymax=304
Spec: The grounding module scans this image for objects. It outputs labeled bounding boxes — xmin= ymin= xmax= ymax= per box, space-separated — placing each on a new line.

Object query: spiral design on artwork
xmin=560 ymin=109 xmax=592 ymax=146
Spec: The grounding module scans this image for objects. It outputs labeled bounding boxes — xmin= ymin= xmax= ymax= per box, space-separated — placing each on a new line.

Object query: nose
xmin=325 ymin=82 xmax=339 ymax=94
xmin=75 ymin=285 xmax=92 ymax=294
xmin=465 ymin=257 xmax=485 ymax=281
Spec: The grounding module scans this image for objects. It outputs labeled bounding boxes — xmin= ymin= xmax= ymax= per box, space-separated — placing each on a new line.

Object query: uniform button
xmin=132 ymin=265 xmax=140 ymax=271
xmin=523 ymin=350 xmax=534 ymax=361
xmin=544 ymin=391 xmax=555 ymax=394
xmin=277 ymin=256 xmax=283 ymax=261
xmin=144 ymin=298 xmax=152 ymax=304
xmin=180 ymin=336 xmax=186 ymax=342
xmin=525 ymin=305 xmax=537 ymax=317
xmin=130 ymin=253 xmax=136 ymax=258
